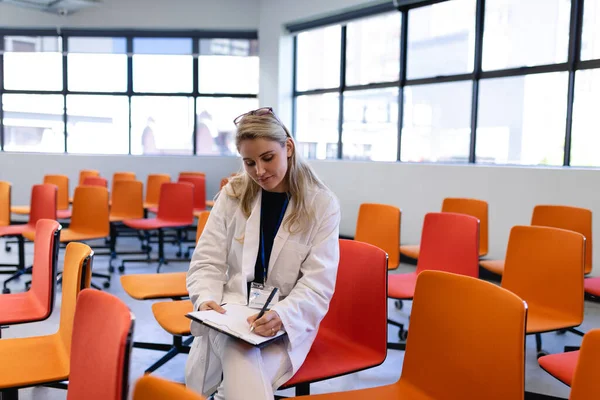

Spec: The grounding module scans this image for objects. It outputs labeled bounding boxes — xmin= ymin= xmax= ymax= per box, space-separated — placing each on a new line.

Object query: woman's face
xmin=239 ymin=138 xmax=292 ymax=193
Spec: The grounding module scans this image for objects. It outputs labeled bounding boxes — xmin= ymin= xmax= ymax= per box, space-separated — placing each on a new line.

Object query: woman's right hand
xmin=199 ymin=301 xmax=226 ymax=314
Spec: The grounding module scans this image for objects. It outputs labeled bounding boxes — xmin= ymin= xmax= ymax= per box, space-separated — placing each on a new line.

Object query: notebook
xmin=186 ymin=303 xmax=287 ymax=347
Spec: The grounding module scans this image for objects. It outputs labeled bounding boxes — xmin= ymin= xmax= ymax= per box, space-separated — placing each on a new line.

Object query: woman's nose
xmin=255 ymin=162 xmax=266 ymax=176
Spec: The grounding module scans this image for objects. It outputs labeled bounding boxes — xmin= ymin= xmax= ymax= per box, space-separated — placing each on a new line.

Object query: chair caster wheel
xmin=184 ymin=251 xmax=190 ymax=258
xmin=2 ymin=287 xmax=10 ymax=294
xmin=399 ymin=330 xmax=408 ymax=341
xmin=176 ymin=251 xmax=182 ymax=258
xmin=118 ymin=265 xmax=125 ymax=274
xmin=537 ymin=351 xmax=549 ymax=359
xmin=5 ymin=246 xmax=11 ymax=252
xmin=108 ymin=265 xmax=115 ymax=273
xmin=395 ymin=300 xmax=403 ymax=310
xmin=556 ymin=329 xmax=567 ymax=335
xmin=103 ymin=281 xmax=110 ymax=289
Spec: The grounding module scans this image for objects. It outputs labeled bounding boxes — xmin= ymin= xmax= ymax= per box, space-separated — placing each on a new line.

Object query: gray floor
xmin=1 ymin=235 xmax=596 ymax=400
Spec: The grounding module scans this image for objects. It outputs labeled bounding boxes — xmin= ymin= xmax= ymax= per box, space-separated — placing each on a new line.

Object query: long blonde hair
xmin=226 ymin=111 xmax=325 ymax=234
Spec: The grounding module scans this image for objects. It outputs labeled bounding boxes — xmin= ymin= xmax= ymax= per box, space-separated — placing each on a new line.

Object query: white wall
xmin=0 ymin=0 xmax=259 ymax=29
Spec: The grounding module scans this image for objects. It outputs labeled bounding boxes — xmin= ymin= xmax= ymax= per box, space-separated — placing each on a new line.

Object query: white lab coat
xmin=185 ymin=182 xmax=341 ymax=396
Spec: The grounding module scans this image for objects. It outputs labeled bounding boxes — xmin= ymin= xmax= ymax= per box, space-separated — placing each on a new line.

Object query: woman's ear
xmin=286 ymin=138 xmax=294 ymax=158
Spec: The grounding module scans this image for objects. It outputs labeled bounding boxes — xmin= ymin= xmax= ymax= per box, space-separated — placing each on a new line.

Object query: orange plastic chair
xmin=121 ymin=182 xmax=194 ymax=273
xmin=481 ymin=205 xmax=592 ymax=277
xmin=133 ymin=375 xmax=204 ymax=400
xmin=144 ymin=174 xmax=171 ymax=209
xmin=66 ymin=289 xmax=134 ymax=400
xmin=178 ymin=171 xmax=205 ymax=179
xmin=0 ymin=220 xmax=61 ymax=338
xmin=400 ymin=197 xmax=488 ymax=261
xmin=113 ymin=171 xmax=136 ymax=182
xmin=388 ymin=212 xmax=480 ymax=349
xmin=569 ymin=329 xmax=600 ymax=400
xmin=83 ymin=176 xmax=108 ymax=188
xmin=11 ymin=175 xmax=71 ymax=219
xmin=291 ymin=270 xmax=527 ymax=400
xmin=354 ymin=203 xmax=401 ymax=270
xmin=0 ymin=181 xmax=10 ymax=228
xmin=0 ymin=242 xmax=93 ymax=398
xmin=502 ymin=225 xmax=585 ymax=358
xmin=206 ymin=177 xmax=231 ymax=208
xmin=78 ymin=169 xmax=100 ymax=186
xmin=179 ymin=175 xmax=206 ymax=213
xmin=280 ymin=239 xmax=388 ymax=395
xmin=1 ymin=184 xmax=57 ymax=284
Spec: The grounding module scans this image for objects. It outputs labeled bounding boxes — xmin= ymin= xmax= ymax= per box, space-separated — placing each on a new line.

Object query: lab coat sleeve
xmin=186 ymin=191 xmax=231 ymax=311
xmin=271 ymin=191 xmax=341 ymax=348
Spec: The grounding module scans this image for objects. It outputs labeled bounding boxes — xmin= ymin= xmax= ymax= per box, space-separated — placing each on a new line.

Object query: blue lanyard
xmin=260 ymin=195 xmax=289 ymax=283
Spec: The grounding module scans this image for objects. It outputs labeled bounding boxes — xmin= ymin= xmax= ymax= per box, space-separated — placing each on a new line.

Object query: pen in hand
xmin=249 ymin=287 xmax=278 ymax=333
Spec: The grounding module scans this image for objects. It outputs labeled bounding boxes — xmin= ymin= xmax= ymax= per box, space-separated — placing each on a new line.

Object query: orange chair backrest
xmin=502 ymin=225 xmax=584 ymax=324
xmin=133 ymin=375 xmax=205 ymax=400
xmin=442 ymin=197 xmax=488 ymax=257
xmin=113 ymin=172 xmax=136 ymax=182
xmin=58 ymin=242 xmax=93 ymax=354
xmin=178 ymin=175 xmax=206 ymax=211
xmin=401 ymin=270 xmax=526 ymax=399
xmin=531 ymin=205 xmax=593 ymax=275
xmin=179 ymin=171 xmax=205 ymax=179
xmin=156 ymin=183 xmax=194 ymax=225
xmin=66 ymin=289 xmax=133 ymax=400
xmin=29 ymin=219 xmax=61 ymax=322
xmin=44 ymin=175 xmax=70 ymax=211
xmin=28 ymin=184 xmax=58 ymax=227
xmin=78 ymin=170 xmax=100 ymax=186
xmin=111 ymin=180 xmax=144 ymax=220
xmin=318 ymin=240 xmax=388 ymax=361
xmin=82 ymin=176 xmax=108 ymax=188
xmin=70 ymin=186 xmax=110 ymax=237
xmin=0 ymin=181 xmax=11 ymax=227
xmin=570 ymin=329 xmax=600 ymax=400
xmin=196 ymin=211 xmax=210 ymax=243
xmin=145 ymin=174 xmax=171 ymax=206
xmin=416 ymin=212 xmax=480 ymax=278
xmin=354 ymin=203 xmax=400 ymax=269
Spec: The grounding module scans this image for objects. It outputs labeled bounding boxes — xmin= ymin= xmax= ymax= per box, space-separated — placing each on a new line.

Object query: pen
xmin=250 ymin=287 xmax=278 ymax=333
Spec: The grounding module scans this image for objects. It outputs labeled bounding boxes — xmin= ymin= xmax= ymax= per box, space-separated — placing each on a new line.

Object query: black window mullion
xmin=337 ymin=26 xmax=347 ymax=160
xmin=397 ymin=10 xmax=408 ymax=162
xmin=469 ymin=0 xmax=485 ymax=164
xmin=62 ymin=35 xmax=68 ymax=153
xmin=564 ymin=0 xmax=585 ymax=166
xmin=127 ymin=37 xmax=133 ymax=155
xmin=193 ymin=38 xmax=199 ymax=155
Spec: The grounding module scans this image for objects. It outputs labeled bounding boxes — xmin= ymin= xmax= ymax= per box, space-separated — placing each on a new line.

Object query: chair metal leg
xmin=535 ymin=333 xmax=543 ymax=353
xmin=0 ymin=388 xmax=19 ymax=400
xmin=564 ymin=345 xmax=580 ymax=352
xmin=135 ymin=336 xmax=193 ymax=374
xmin=294 ymin=383 xmax=310 ymax=396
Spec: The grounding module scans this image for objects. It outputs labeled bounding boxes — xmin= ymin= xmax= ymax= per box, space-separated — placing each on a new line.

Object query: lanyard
xmin=260 ymin=195 xmax=289 ymax=283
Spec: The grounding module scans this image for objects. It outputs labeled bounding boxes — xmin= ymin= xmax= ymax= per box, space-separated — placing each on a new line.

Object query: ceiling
xmin=0 ymin=0 xmax=101 ymax=15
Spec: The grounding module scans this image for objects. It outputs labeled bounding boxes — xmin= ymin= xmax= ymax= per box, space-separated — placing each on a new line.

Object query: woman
xmin=185 ymin=107 xmax=341 ymax=400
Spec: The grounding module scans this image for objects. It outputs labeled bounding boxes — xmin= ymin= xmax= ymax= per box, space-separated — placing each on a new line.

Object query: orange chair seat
xmin=584 ymin=277 xmax=600 ymax=297
xmin=0 ymin=334 xmax=69 ymax=389
xmin=10 ymin=205 xmax=30 ymax=215
xmin=144 ymin=202 xmax=158 ymax=210
xmin=526 ymin=304 xmax=582 ymax=333
xmin=152 ymin=300 xmax=193 ymax=335
xmin=538 ymin=351 xmax=578 ymax=386
xmin=480 ymin=259 xmax=505 ymax=275
xmin=121 ymin=272 xmax=187 ymax=300
xmin=387 ymin=272 xmax=418 ymax=299
xmin=0 ymin=292 xmax=48 ymax=325
xmin=294 ymin=380 xmax=432 ymax=400
xmin=123 ymin=218 xmax=191 ymax=230
xmin=399 ymin=244 xmax=420 ymax=260
xmin=205 ymin=200 xmax=215 ymax=208
xmin=57 ymin=209 xmax=72 ymax=219
xmin=0 ymin=224 xmax=33 ymax=237
xmin=282 ymin=329 xmax=384 ymax=389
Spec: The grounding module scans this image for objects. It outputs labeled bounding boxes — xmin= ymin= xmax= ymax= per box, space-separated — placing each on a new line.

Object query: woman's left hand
xmin=247 ymin=310 xmax=283 ymax=337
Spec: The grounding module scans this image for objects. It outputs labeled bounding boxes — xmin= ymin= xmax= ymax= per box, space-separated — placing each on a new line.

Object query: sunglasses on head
xmin=234 ymin=107 xmax=283 ymax=126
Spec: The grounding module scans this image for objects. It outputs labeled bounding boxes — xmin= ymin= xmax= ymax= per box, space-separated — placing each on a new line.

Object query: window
xmin=482 ymin=0 xmax=571 ymax=71
xmin=67 ymin=95 xmax=129 ymax=154
xmin=295 ymin=94 xmax=339 ymax=160
xmin=581 ymin=0 xmax=600 ymax=61
xmin=131 ymin=96 xmax=195 ymax=156
xmin=407 ymin=0 xmax=476 ymax=79
xmin=342 ymin=88 xmax=398 ymax=161
xmin=401 ymin=81 xmax=472 ymax=162
xmin=198 ymin=39 xmax=259 ymax=94
xmin=2 ymin=94 xmax=64 ymax=153
xmin=67 ymin=37 xmax=127 ymax=92
xmin=3 ymin=36 xmax=62 ymax=91
xmin=346 ymin=13 xmax=401 ymax=86
xmin=133 ymin=38 xmax=193 ymax=93
xmin=570 ymin=69 xmax=600 ymax=166
xmin=195 ymin=97 xmax=259 ymax=156
xmin=296 ymin=26 xmax=342 ymax=91
xmin=476 ymin=72 xmax=568 ymax=165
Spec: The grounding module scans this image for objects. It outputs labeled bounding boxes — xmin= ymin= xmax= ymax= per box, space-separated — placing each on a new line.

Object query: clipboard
xmin=186 ymin=303 xmax=287 ymax=348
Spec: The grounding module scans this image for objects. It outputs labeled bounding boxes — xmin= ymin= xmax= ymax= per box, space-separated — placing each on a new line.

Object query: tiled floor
xmin=1 ymin=235 xmax=595 ymax=399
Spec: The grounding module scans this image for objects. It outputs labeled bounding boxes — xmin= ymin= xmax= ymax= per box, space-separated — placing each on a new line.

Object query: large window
xmin=292 ymin=0 xmax=600 ymax=167
xmin=0 ymin=30 xmax=258 ymax=155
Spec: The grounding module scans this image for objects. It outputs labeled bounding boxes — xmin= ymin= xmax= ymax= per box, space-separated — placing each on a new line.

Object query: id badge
xmin=248 ymin=283 xmax=280 ymax=310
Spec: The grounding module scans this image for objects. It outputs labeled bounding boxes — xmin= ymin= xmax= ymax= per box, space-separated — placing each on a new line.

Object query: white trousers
xmin=208 ymin=329 xmax=292 ymax=400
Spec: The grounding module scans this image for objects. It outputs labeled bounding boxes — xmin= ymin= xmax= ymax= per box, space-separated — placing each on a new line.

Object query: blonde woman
xmin=185 ymin=107 xmax=341 ymax=400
